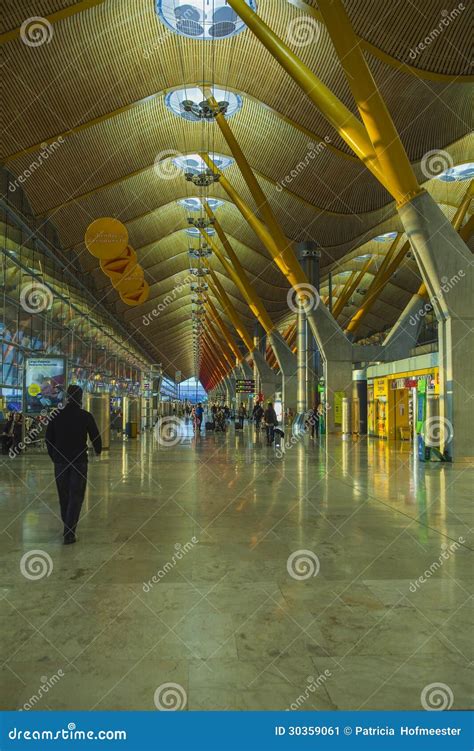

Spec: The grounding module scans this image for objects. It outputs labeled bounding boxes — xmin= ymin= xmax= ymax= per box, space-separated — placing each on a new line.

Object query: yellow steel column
xmin=332 ymin=257 xmax=373 ymax=318
xmin=203 ymin=155 xmax=309 ymax=293
xmin=206 ymin=271 xmax=255 ymax=353
xmin=202 ymin=209 xmax=275 ymax=333
xmin=204 ymin=318 xmax=235 ymax=370
xmin=317 ymin=0 xmax=421 ymax=204
xmin=206 ymin=297 xmax=243 ymax=363
xmin=346 ymin=241 xmax=409 ymax=334
xmin=225 ymin=0 xmax=391 ymax=193
xmin=206 ymin=93 xmax=304 ymax=287
xmin=198 ymin=227 xmax=273 ymax=333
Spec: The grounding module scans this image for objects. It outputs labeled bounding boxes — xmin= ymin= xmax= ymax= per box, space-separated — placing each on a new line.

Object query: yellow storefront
xmin=368 ymin=367 xmax=439 ymax=440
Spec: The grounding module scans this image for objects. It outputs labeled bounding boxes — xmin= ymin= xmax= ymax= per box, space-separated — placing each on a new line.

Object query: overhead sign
xmin=236 ymin=379 xmax=255 ymax=394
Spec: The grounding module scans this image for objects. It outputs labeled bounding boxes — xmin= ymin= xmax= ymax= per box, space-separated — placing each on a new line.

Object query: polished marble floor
xmin=1 ymin=421 xmax=472 ymax=711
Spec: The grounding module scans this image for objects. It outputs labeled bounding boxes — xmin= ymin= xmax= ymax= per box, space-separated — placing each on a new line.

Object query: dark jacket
xmin=264 ymin=406 xmax=278 ymax=426
xmin=45 ymin=403 xmax=102 ymax=464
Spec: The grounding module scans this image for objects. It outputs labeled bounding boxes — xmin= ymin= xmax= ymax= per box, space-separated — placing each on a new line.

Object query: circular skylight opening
xmin=166 ymin=86 xmax=242 ymax=121
xmin=156 ymin=1 xmax=257 ymax=40
xmin=173 ymin=153 xmax=233 ymax=174
xmin=185 ymin=227 xmax=216 ymax=237
xmin=436 ymin=163 xmax=474 ymax=182
xmin=373 ymin=232 xmax=397 ymax=242
xmin=178 ymin=197 xmax=225 ymax=211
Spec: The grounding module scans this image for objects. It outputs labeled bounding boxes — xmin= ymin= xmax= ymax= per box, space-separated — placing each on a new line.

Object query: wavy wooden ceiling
xmin=2 ymin=0 xmax=472 ymax=377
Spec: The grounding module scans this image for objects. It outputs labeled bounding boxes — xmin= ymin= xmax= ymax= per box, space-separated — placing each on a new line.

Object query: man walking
xmin=46 ymin=385 xmax=102 ymax=544
xmin=264 ymin=401 xmax=278 ymax=445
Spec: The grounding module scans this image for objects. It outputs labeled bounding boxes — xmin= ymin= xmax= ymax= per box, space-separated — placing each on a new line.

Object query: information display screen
xmin=24 ymin=357 xmax=66 ymax=414
xmin=236 ymin=379 xmax=255 ymax=394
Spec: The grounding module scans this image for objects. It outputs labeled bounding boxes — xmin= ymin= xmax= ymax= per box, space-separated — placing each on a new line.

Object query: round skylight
xmin=172 ymin=153 xmax=233 ymax=174
xmin=436 ymin=163 xmax=474 ymax=182
xmin=165 ymin=86 xmax=242 ymax=121
xmin=373 ymin=232 xmax=397 ymax=242
xmin=185 ymin=227 xmax=216 ymax=237
xmin=178 ymin=197 xmax=225 ymax=212
xmin=155 ymin=1 xmax=257 ymax=40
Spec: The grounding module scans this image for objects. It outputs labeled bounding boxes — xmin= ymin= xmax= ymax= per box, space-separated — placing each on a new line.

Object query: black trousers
xmin=266 ymin=425 xmax=275 ymax=444
xmin=54 ymin=463 xmax=88 ymax=536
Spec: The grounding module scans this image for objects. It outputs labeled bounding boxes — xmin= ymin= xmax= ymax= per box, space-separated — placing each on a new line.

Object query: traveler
xmin=45 ymin=385 xmax=102 ymax=544
xmin=264 ymin=401 xmax=278 ymax=445
xmin=238 ymin=404 xmax=246 ymax=429
xmin=253 ymin=402 xmax=264 ymax=431
xmin=194 ymin=402 xmax=204 ymax=433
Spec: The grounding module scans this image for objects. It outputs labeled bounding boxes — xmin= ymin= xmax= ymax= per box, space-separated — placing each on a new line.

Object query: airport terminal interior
xmin=1 ymin=0 xmax=473 ymax=713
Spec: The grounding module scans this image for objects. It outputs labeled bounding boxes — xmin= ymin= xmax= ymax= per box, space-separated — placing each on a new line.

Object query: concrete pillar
xmin=383 ymin=288 xmax=426 ymax=360
xmin=267 ymin=329 xmax=298 ymax=414
xmin=398 ymin=191 xmax=474 ymax=460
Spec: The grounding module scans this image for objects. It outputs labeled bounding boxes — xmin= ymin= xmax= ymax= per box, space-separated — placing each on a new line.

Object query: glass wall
xmin=0 ymin=168 xmax=154 ymax=418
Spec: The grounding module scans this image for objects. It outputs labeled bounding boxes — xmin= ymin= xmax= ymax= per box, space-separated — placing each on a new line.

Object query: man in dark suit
xmin=46 ymin=385 xmax=102 ymax=544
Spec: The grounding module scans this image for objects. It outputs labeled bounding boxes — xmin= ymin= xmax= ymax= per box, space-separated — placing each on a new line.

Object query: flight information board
xmin=236 ymin=379 xmax=255 ymax=394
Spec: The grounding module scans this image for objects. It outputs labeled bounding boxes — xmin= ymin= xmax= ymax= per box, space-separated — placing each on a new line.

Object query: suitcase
xmin=205 ymin=421 xmax=215 ymax=430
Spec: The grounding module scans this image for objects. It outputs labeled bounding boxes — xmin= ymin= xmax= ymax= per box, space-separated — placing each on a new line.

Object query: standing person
xmin=253 ymin=401 xmax=264 ymax=432
xmin=194 ymin=402 xmax=204 ymax=433
xmin=45 ymin=385 xmax=102 ymax=545
xmin=238 ymin=403 xmax=245 ymax=429
xmin=264 ymin=401 xmax=278 ymax=445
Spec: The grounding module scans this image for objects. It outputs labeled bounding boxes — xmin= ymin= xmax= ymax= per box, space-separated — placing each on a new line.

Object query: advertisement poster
xmin=24 ymin=357 xmax=66 ymax=414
